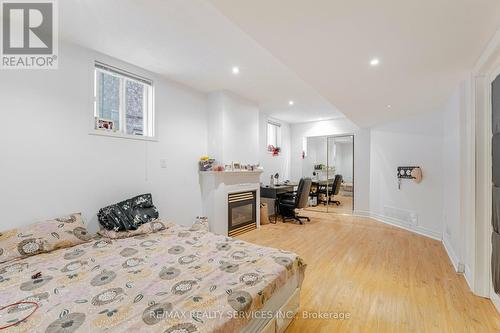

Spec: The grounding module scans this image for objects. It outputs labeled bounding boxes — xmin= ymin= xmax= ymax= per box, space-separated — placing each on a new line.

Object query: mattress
xmin=240 ymin=272 xmax=301 ymax=333
xmin=0 ymin=221 xmax=305 ymax=333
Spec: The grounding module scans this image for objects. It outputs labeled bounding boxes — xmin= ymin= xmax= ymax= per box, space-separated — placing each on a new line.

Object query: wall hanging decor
xmin=397 ymin=166 xmax=423 ymax=189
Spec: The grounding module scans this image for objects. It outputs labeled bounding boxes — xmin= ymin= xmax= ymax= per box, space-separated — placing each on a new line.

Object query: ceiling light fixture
xmin=370 ymin=58 xmax=380 ymax=66
xmin=232 ymin=66 xmax=240 ymax=75
xmin=289 ymin=100 xmax=294 ymax=106
xmin=387 ymin=104 xmax=392 ymax=108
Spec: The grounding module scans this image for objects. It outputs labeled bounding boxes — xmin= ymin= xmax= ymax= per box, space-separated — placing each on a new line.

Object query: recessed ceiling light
xmin=370 ymin=58 xmax=380 ymax=66
xmin=232 ymin=66 xmax=240 ymax=75
xmin=387 ymin=104 xmax=392 ymax=108
xmin=288 ymin=100 xmax=294 ymax=106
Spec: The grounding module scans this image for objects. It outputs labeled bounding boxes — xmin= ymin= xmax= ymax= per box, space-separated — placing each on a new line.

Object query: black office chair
xmin=317 ymin=175 xmax=343 ymax=206
xmin=317 ymin=180 xmax=331 ymax=205
xmin=330 ymin=175 xmax=343 ymax=206
xmin=278 ymin=178 xmax=312 ymax=224
xmin=309 ymin=181 xmax=319 ymax=206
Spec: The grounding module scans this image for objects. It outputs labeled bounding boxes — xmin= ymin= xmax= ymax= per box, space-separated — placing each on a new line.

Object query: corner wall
xmin=259 ymin=113 xmax=291 ymax=183
xmin=207 ymin=91 xmax=260 ymax=165
xmin=369 ymin=112 xmax=445 ymax=240
xmin=441 ymin=85 xmax=463 ymax=271
xmin=441 ymin=79 xmax=474 ymax=276
xmin=290 ymin=112 xmax=448 ymax=241
xmin=0 ymin=42 xmax=208 ymax=231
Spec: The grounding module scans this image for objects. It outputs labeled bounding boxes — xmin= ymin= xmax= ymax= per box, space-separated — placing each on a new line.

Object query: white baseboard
xmin=353 ymin=210 xmax=371 ymax=217
xmin=360 ymin=211 xmax=442 ymax=241
xmin=464 ymin=264 xmax=474 ymax=291
xmin=442 ymin=234 xmax=460 ymax=272
xmin=491 ymin=291 xmax=500 ymax=313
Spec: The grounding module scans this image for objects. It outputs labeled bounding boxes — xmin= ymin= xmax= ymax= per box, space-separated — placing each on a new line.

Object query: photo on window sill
xmin=94 ymin=62 xmax=155 ymax=139
xmin=93 ymin=116 xmax=156 ymax=141
xmin=95 ymin=117 xmax=116 ymax=132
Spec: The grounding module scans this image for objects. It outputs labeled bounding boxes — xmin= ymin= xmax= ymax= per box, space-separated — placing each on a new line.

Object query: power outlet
xmin=160 ymin=159 xmax=167 ymax=168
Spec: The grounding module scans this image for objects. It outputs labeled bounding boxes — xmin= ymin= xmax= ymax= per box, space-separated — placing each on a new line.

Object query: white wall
xmin=0 ymin=42 xmax=208 ymax=231
xmin=441 ymin=78 xmax=474 ymax=278
xmin=302 ymin=136 xmax=327 ymax=179
xmin=207 ymin=91 xmax=259 ymax=165
xmin=223 ymin=93 xmax=259 ymax=164
xmin=259 ymin=113 xmax=291 ymax=183
xmin=207 ymin=92 xmax=225 ymax=165
xmin=369 ymin=112 xmax=444 ymax=239
xmin=290 ymin=113 xmax=445 ymax=239
xmin=442 ymin=85 xmax=463 ymax=269
xmin=334 ymin=141 xmax=353 ymax=183
xmin=290 ymin=117 xmax=371 ymax=213
xmin=288 ymin=103 xmax=474 ymax=280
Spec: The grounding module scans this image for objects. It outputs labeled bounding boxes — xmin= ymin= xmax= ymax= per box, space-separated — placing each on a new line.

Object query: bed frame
xmin=241 ymin=272 xmax=302 ymax=333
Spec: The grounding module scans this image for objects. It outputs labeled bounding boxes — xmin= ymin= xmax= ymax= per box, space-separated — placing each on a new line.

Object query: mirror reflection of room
xmin=302 ymin=135 xmax=354 ymax=213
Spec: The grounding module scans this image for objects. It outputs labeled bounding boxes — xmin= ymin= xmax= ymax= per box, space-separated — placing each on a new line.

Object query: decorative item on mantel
xmin=212 ymin=165 xmax=225 ymax=171
xmin=267 ymin=145 xmax=281 ymax=156
xmin=199 ymin=156 xmax=216 ymax=171
xmin=199 ymin=156 xmax=262 ymax=172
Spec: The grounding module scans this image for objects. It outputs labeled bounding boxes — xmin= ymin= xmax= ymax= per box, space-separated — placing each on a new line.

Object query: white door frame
xmin=473 ymin=28 xmax=500 ymax=309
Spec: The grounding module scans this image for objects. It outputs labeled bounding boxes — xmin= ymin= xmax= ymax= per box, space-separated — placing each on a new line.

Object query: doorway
xmin=491 ymin=69 xmax=500 ymax=305
xmin=472 ymin=40 xmax=500 ymax=307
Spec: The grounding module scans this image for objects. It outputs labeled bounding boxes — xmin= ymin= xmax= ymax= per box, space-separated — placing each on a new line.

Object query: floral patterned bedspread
xmin=0 ymin=221 xmax=305 ymax=333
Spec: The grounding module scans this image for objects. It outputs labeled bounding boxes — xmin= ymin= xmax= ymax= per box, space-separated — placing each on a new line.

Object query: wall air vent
xmin=383 ymin=206 xmax=418 ymax=226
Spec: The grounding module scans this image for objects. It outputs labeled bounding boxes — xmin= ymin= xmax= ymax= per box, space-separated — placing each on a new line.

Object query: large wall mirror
xmin=301 ymin=135 xmax=354 ymax=213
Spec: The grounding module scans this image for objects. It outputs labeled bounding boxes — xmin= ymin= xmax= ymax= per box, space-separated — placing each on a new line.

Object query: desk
xmin=260 ymin=184 xmax=295 ymax=223
xmin=312 ymin=179 xmax=333 ymax=186
xmin=310 ymin=180 xmax=332 ymax=206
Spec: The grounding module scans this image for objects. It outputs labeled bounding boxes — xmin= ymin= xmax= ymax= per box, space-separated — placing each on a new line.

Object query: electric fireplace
xmin=228 ymin=191 xmax=257 ymax=237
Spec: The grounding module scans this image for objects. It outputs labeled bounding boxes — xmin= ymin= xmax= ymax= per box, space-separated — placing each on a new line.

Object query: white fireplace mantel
xmin=199 ymin=170 xmax=262 ymax=236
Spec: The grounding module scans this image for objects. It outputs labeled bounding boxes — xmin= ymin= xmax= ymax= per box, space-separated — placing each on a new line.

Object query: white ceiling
xmin=209 ymin=0 xmax=500 ymax=127
xmin=60 ymin=0 xmax=344 ymax=124
xmin=61 ymin=1 xmax=500 ymax=126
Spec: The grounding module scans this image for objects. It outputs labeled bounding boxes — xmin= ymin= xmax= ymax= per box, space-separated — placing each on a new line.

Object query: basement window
xmin=93 ymin=62 xmax=155 ymax=139
xmin=267 ymin=121 xmax=281 ymax=153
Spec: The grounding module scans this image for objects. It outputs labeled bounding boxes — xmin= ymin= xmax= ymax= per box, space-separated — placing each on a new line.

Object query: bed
xmin=0 ymin=219 xmax=305 ymax=333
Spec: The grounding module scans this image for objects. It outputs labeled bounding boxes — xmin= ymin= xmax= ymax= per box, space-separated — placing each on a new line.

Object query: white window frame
xmin=91 ymin=61 xmax=156 ymax=141
xmin=266 ymin=120 xmax=282 ymax=151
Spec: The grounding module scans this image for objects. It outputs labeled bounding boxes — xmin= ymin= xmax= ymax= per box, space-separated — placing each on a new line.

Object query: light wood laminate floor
xmin=307 ymin=194 xmax=353 ymax=214
xmin=238 ymin=211 xmax=500 ymax=333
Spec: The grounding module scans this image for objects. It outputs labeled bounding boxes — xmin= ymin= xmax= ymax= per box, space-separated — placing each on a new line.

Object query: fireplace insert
xmin=228 ymin=191 xmax=257 ymax=237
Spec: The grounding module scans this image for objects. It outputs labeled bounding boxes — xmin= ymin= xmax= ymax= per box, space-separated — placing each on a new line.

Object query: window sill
xmin=267 ymin=150 xmax=281 ymax=156
xmin=88 ymin=130 xmax=158 ymax=142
